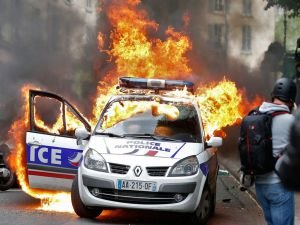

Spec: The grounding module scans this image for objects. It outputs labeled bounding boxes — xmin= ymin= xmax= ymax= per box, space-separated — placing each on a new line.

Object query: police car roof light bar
xmin=119 ymin=77 xmax=194 ymax=93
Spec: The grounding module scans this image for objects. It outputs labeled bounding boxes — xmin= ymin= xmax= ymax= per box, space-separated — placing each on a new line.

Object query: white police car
xmin=25 ymin=77 xmax=222 ymax=225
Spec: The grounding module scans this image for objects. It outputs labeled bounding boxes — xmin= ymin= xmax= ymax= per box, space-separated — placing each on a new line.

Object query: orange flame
xmin=97 ymin=32 xmax=105 ymax=50
xmin=101 ymin=100 xmax=151 ymax=129
xmin=34 ymin=97 xmax=91 ymax=134
xmin=196 ymin=79 xmax=243 ymax=137
xmin=106 ymin=1 xmax=192 ymax=78
xmin=8 ymin=87 xmax=62 ymax=195
xmin=99 ymin=79 xmax=256 ymax=139
xmin=8 ymin=86 xmax=80 ymax=213
xmin=92 ymin=0 xmax=192 ymax=122
xmin=101 ymin=101 xmax=180 ymax=129
xmin=34 ymin=114 xmax=63 ymax=135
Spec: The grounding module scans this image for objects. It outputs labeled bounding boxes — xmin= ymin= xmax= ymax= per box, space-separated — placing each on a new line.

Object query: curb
xmin=218 ymin=157 xmax=258 ymax=202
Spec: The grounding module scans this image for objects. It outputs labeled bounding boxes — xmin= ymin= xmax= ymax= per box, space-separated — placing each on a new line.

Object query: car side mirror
xmin=75 ymin=127 xmax=91 ymax=145
xmin=205 ymin=136 xmax=223 ymax=149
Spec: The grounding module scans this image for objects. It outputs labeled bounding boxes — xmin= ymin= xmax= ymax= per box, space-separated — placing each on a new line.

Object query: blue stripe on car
xmin=171 ymin=143 xmax=186 ymax=158
xmin=199 ymin=162 xmax=208 ymax=176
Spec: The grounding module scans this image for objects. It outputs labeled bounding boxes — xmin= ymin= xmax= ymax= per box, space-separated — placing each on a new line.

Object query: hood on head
xmin=259 ymin=102 xmax=290 ymax=114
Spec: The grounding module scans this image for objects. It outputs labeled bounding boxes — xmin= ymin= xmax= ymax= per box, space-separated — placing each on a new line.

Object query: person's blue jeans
xmin=255 ymin=182 xmax=294 ymax=225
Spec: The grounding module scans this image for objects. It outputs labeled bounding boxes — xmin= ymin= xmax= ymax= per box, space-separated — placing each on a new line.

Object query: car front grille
xmin=87 ymin=188 xmax=188 ymax=204
xmin=109 ymin=163 xmax=130 ymax=174
xmin=146 ymin=167 xmax=169 ymax=177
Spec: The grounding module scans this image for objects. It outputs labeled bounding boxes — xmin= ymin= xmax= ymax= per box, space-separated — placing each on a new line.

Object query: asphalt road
xmin=0 ymin=172 xmax=266 ymax=225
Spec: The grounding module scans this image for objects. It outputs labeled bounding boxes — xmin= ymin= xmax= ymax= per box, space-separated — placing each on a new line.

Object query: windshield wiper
xmin=123 ymin=133 xmax=180 ymax=142
xmin=95 ymin=132 xmax=124 ymax=138
xmin=153 ymin=135 xmax=181 ymax=142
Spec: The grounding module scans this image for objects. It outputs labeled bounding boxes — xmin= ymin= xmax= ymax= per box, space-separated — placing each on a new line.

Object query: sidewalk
xmin=218 ymin=150 xmax=300 ymax=225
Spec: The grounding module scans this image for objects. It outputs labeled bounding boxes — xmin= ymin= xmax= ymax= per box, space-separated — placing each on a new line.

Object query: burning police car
xmin=73 ymin=77 xmax=222 ymax=225
xmin=25 ymin=77 xmax=222 ymax=225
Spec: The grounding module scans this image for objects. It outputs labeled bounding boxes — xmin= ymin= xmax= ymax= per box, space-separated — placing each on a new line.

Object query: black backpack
xmin=238 ymin=108 xmax=288 ymax=175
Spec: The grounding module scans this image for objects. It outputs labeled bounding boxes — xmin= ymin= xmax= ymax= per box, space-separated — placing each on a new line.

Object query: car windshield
xmin=95 ymin=99 xmax=202 ymax=143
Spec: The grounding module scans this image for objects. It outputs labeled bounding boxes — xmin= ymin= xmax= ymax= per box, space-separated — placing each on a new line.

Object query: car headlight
xmin=169 ymin=156 xmax=199 ymax=177
xmin=84 ymin=149 xmax=108 ymax=172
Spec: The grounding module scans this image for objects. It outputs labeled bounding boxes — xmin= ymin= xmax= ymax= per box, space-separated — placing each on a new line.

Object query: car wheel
xmin=71 ymin=175 xmax=102 ymax=218
xmin=209 ymin=177 xmax=217 ymax=217
xmin=190 ymin=183 xmax=213 ymax=225
xmin=209 ymin=185 xmax=216 ymax=217
xmin=0 ymin=169 xmax=16 ymax=191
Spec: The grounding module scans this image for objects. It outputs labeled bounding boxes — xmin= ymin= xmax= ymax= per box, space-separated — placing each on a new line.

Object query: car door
xmin=26 ymin=90 xmax=91 ymax=191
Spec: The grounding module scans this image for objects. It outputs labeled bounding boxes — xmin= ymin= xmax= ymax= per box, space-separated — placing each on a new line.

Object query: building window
xmin=65 ymin=0 xmax=73 ymax=6
xmin=243 ymin=0 xmax=252 ymax=16
xmin=209 ymin=0 xmax=229 ymax=13
xmin=209 ymin=24 xmax=226 ymax=49
xmin=214 ymin=0 xmax=225 ymax=12
xmin=86 ymin=0 xmax=92 ymax=13
xmin=242 ymin=25 xmax=251 ymax=52
xmin=87 ymin=0 xmax=91 ymax=8
xmin=1 ymin=23 xmax=14 ymax=44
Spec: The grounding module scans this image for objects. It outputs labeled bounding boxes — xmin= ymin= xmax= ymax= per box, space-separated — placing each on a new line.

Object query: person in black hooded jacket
xmin=276 ymin=107 xmax=300 ymax=190
xmin=276 ymin=39 xmax=300 ymax=190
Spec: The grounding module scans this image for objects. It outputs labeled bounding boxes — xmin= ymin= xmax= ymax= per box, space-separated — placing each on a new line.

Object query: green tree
xmin=275 ymin=16 xmax=300 ymax=50
xmin=265 ymin=0 xmax=300 ymax=17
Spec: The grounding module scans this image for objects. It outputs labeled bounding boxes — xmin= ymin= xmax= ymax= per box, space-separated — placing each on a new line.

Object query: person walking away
xmin=255 ymin=78 xmax=296 ymax=225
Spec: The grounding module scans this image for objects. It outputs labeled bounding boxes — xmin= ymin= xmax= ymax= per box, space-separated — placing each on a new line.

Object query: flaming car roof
xmin=109 ymin=93 xmax=196 ymax=104
xmin=118 ymin=77 xmax=194 ymax=94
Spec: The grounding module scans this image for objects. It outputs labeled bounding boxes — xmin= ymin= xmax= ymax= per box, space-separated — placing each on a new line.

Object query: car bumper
xmin=78 ymin=166 xmax=206 ymax=213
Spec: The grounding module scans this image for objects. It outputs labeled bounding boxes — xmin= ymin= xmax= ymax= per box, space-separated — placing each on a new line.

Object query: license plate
xmin=117 ymin=179 xmax=157 ymax=192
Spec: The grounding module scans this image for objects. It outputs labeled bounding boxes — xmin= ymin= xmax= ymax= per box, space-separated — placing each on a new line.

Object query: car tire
xmin=209 ymin=177 xmax=217 ymax=217
xmin=190 ymin=183 xmax=213 ymax=225
xmin=209 ymin=186 xmax=216 ymax=218
xmin=0 ymin=169 xmax=16 ymax=191
xmin=71 ymin=175 xmax=102 ymax=218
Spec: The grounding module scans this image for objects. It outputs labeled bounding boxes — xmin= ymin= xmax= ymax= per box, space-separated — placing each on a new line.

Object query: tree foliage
xmin=265 ymin=0 xmax=300 ymax=17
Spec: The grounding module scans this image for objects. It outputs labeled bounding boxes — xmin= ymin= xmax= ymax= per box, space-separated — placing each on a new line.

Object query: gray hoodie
xmin=255 ymin=102 xmax=295 ymax=184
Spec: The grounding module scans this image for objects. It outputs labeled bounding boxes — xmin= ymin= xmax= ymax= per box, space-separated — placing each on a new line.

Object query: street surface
xmin=0 ymin=173 xmax=266 ymax=225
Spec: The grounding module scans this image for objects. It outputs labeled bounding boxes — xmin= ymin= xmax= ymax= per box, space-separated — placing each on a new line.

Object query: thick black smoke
xmin=141 ymin=0 xmax=275 ymax=98
xmin=0 ymin=1 xmax=99 ymax=141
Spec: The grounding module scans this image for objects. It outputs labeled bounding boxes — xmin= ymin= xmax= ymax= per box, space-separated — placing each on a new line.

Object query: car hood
xmin=87 ymin=136 xmax=204 ymax=159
